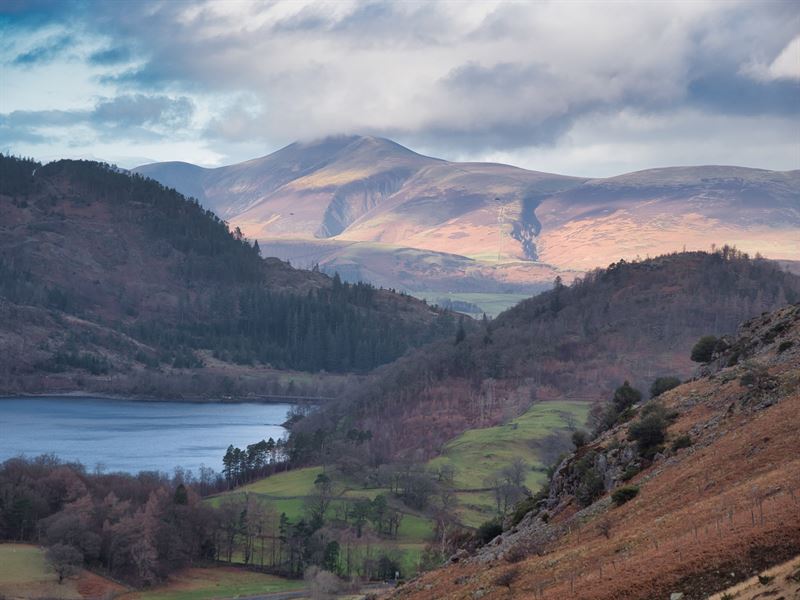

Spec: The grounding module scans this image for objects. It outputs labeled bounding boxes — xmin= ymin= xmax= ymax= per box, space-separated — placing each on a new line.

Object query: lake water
xmin=0 ymin=396 xmax=292 ymax=474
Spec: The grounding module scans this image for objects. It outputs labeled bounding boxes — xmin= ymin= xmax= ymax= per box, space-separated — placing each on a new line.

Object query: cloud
xmin=88 ymin=46 xmax=131 ymax=65
xmin=91 ymin=95 xmax=194 ymax=129
xmin=743 ymin=35 xmax=800 ymax=82
xmin=768 ymin=36 xmax=800 ymax=81
xmin=11 ymin=34 xmax=73 ymax=65
xmin=0 ymin=95 xmax=195 ymax=144
xmin=1 ymin=0 xmax=799 ymax=172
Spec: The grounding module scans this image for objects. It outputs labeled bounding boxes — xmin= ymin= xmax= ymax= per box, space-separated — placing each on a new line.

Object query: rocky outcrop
xmin=464 ymin=303 xmax=800 ymax=567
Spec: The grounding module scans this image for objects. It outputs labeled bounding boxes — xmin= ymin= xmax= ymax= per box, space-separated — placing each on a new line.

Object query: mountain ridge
xmin=134 ymin=136 xmax=800 ymax=293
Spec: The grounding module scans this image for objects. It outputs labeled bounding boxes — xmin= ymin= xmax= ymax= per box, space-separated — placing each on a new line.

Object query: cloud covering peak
xmin=1 ymin=0 xmax=798 ymax=174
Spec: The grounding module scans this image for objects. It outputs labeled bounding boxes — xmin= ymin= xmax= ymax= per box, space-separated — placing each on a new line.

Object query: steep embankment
xmin=0 ymin=155 xmax=451 ymax=396
xmin=394 ymin=304 xmax=800 ymax=600
xmin=297 ymin=251 xmax=799 ymax=462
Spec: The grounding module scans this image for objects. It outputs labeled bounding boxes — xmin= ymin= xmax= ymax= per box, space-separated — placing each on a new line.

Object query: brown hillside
xmin=392 ymin=304 xmax=800 ymax=600
xmin=299 ymin=251 xmax=800 ymax=462
xmin=136 ymin=139 xmax=800 ymax=292
xmin=0 ymin=156 xmax=450 ymax=396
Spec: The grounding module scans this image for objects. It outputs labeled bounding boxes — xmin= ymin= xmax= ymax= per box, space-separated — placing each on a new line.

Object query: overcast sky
xmin=1 ymin=0 xmax=798 ymax=176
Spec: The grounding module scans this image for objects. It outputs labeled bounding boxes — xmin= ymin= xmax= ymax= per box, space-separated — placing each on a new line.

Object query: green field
xmin=428 ymin=401 xmax=590 ymax=526
xmin=208 ymin=467 xmax=436 ymax=576
xmin=239 ymin=466 xmax=323 ymax=496
xmin=411 ymin=291 xmax=532 ymax=317
xmin=123 ymin=567 xmax=302 ymax=600
xmin=0 ymin=544 xmax=50 ymax=584
xmin=0 ymin=543 xmax=92 ymax=599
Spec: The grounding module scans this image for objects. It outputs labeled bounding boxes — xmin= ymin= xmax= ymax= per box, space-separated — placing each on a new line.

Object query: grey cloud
xmin=12 ymin=34 xmax=72 ymax=65
xmin=687 ymin=72 xmax=799 ymax=116
xmin=88 ymin=46 xmax=131 ymax=65
xmin=0 ymin=95 xmax=194 ymax=145
xmin=91 ymin=95 xmax=194 ymax=128
xmin=3 ymin=0 xmax=800 ymax=170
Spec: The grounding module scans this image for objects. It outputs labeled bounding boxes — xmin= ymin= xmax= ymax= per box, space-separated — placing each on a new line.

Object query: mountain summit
xmin=135 ymin=137 xmax=800 ymax=294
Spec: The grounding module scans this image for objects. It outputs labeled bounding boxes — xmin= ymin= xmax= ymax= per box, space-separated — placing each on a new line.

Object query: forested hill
xmin=293 ymin=250 xmax=800 ymax=462
xmin=0 ymin=155 xmax=453 ymax=395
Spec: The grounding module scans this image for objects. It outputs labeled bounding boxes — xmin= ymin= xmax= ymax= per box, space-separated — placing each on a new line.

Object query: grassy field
xmin=410 ymin=291 xmax=531 ymax=317
xmin=207 ymin=467 xmax=436 ymax=576
xmin=428 ymin=401 xmax=590 ymax=526
xmin=121 ymin=567 xmax=302 ymax=600
xmin=239 ymin=466 xmax=323 ymax=496
xmin=0 ymin=543 xmax=123 ymax=600
xmin=0 ymin=544 xmax=51 ymax=585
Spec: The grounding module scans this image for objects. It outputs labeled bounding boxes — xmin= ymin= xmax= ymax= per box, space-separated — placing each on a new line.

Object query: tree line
xmin=290 ymin=249 xmax=800 ymax=463
xmin=0 ymin=154 xmax=456 ymax=377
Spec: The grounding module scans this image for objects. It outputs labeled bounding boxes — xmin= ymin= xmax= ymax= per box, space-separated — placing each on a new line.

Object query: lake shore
xmin=0 ymin=390 xmax=329 ymax=405
xmin=0 ymin=396 xmax=293 ymax=473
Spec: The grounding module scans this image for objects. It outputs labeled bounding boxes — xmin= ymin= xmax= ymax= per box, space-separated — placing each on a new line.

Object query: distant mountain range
xmin=135 ymin=136 xmax=800 ymax=293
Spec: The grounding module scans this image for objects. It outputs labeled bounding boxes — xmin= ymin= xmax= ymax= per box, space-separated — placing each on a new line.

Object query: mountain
xmin=291 ymin=250 xmax=800 ymax=462
xmin=134 ymin=138 xmax=800 ymax=296
xmin=535 ymin=165 xmax=800 ymax=271
xmin=394 ymin=303 xmax=800 ymax=599
xmin=0 ymin=155 xmax=453 ymax=397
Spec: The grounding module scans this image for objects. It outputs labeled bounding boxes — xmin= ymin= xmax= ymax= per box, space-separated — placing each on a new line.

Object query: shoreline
xmin=0 ymin=390 xmax=327 ymax=405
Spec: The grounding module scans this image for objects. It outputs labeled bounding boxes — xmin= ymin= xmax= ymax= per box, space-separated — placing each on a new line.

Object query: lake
xmin=0 ymin=396 xmax=292 ymax=474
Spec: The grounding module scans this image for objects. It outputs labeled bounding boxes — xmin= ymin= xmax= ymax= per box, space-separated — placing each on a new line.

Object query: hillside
xmin=135 ymin=138 xmax=800 ymax=295
xmin=393 ymin=303 xmax=800 ymax=599
xmin=0 ymin=155 xmax=452 ymax=397
xmin=291 ymin=251 xmax=800 ymax=463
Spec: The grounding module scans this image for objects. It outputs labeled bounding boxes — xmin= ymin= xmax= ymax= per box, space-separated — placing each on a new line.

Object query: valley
xmin=392 ymin=304 xmax=800 ymax=599
xmin=1 ymin=156 xmax=798 ymax=600
xmin=4 ymin=2 xmax=798 ymax=598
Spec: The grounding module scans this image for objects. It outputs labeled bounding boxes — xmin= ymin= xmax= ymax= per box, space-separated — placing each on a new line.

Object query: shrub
xmin=778 ymin=340 xmax=793 ymax=353
xmin=671 ymin=434 xmax=692 ymax=451
xmin=476 ymin=518 xmax=503 ymax=545
xmin=504 ymin=538 xmax=539 ymax=563
xmin=612 ymin=381 xmax=643 ymax=412
xmin=691 ymin=335 xmax=718 ymax=363
xmin=493 ymin=567 xmax=520 ymax=587
xmin=640 ymin=401 xmax=667 ymax=418
xmin=649 ymin=376 xmax=681 ymax=398
xmin=628 ymin=412 xmax=668 ymax=455
xmin=616 ymin=406 xmax=636 ymax=424
xmin=621 ymin=465 xmax=640 ymax=482
xmin=572 ymin=429 xmax=589 ymax=448
xmin=573 ymin=452 xmax=604 ymax=507
xmin=611 ymin=485 xmax=639 ymax=506
xmin=510 ymin=495 xmax=539 ymax=527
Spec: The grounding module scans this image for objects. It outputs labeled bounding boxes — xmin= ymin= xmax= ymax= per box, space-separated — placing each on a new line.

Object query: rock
xmin=670 ymin=593 xmax=684 ymax=600
xmin=449 ymin=549 xmax=469 ymax=563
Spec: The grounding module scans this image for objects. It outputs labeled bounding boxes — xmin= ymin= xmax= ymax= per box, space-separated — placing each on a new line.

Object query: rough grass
xmin=121 ymin=567 xmax=303 ymax=600
xmin=0 ymin=544 xmax=50 ymax=584
xmin=427 ymin=401 xmax=589 ymax=527
xmin=396 ymin=514 xmax=435 ymax=542
xmin=238 ymin=466 xmax=323 ymax=496
xmin=429 ymin=400 xmax=590 ymax=491
xmin=452 ymin=491 xmax=500 ymax=528
xmin=0 ymin=543 xmax=123 ymax=600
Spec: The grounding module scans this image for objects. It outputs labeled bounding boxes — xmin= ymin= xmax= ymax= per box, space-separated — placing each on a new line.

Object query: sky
xmin=1 ymin=0 xmax=798 ymax=176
